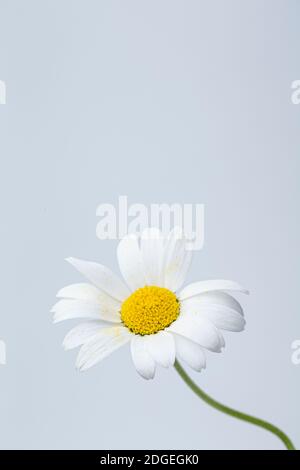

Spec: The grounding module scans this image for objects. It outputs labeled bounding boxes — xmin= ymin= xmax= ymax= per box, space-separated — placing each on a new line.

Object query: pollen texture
xmin=121 ymin=286 xmax=180 ymax=335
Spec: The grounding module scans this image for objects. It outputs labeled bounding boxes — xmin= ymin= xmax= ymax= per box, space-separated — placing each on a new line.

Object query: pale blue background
xmin=0 ymin=0 xmax=299 ymax=450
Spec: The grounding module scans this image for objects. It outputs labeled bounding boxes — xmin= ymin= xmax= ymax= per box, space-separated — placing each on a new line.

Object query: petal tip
xmin=139 ymin=373 xmax=155 ymax=381
xmin=62 ymin=341 xmax=70 ymax=351
xmin=50 ymin=303 xmax=58 ymax=313
xmin=56 ymin=287 xmax=66 ymax=298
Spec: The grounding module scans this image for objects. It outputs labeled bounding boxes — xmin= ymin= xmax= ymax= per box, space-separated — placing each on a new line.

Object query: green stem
xmin=174 ymin=360 xmax=295 ymax=450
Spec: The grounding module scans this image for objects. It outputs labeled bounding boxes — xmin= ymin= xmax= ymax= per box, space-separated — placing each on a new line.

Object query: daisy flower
xmin=52 ymin=227 xmax=248 ymax=379
xmin=52 ymin=226 xmax=295 ymax=450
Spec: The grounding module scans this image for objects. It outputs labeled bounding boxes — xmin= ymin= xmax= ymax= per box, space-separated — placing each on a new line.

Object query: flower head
xmin=52 ymin=227 xmax=248 ymax=379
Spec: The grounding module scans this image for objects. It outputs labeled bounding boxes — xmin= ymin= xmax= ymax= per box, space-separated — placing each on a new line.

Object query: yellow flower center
xmin=121 ymin=286 xmax=180 ymax=335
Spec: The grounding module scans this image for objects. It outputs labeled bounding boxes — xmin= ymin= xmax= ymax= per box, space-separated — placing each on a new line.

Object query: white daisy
xmin=52 ymin=227 xmax=248 ymax=380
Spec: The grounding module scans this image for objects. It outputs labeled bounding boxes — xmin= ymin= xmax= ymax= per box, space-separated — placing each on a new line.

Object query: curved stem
xmin=174 ymin=360 xmax=295 ymax=450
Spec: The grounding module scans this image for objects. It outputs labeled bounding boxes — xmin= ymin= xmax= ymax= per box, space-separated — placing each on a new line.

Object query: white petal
xmin=179 ymin=280 xmax=249 ymax=300
xmin=66 ymin=257 xmax=130 ymax=301
xmin=162 ymin=227 xmax=192 ymax=292
xmin=181 ymin=297 xmax=245 ymax=332
xmin=190 ymin=291 xmax=244 ymax=316
xmin=168 ymin=315 xmax=222 ymax=352
xmin=140 ymin=228 xmax=164 ymax=285
xmin=203 ymin=306 xmax=245 ymax=332
xmin=145 ymin=331 xmax=175 ymax=367
xmin=51 ymin=299 xmax=121 ymax=323
xmin=194 ymin=315 xmax=226 ymax=349
xmin=63 ymin=321 xmax=104 ymax=350
xmin=130 ymin=336 xmax=156 ymax=380
xmin=56 ymin=283 xmax=101 ymax=301
xmin=76 ymin=326 xmax=131 ymax=371
xmin=217 ymin=329 xmax=225 ymax=348
xmin=173 ymin=333 xmax=206 ymax=371
xmin=117 ymin=234 xmax=146 ymax=291
xmin=56 ymin=283 xmax=121 ymax=319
